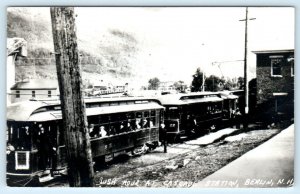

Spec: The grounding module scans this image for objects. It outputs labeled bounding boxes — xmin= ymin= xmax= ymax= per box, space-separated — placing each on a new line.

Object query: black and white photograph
xmin=6 ymin=6 xmax=294 ymax=188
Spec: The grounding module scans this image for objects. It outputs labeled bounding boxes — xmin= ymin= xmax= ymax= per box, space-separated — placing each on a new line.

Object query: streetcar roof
xmin=218 ymin=91 xmax=239 ymax=100
xmin=29 ymin=102 xmax=164 ymax=121
xmin=33 ymin=96 xmax=160 ymax=104
xmin=7 ymin=101 xmax=50 ymax=122
xmin=7 ymin=97 xmax=164 ymax=122
xmin=158 ymin=92 xmax=223 ymax=105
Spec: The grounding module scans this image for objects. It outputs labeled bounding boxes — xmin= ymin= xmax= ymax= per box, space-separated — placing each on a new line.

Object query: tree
xmin=204 ymin=75 xmax=225 ymax=92
xmin=237 ymin=76 xmax=244 ymax=89
xmin=191 ymin=68 xmax=204 ymax=92
xmin=223 ymin=77 xmax=237 ymax=90
xmin=173 ymin=80 xmax=187 ymax=92
xmin=148 ymin=77 xmax=160 ymax=90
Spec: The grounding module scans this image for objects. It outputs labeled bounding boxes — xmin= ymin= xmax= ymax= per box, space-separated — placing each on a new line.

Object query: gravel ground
xmin=92 ymin=127 xmax=282 ymax=188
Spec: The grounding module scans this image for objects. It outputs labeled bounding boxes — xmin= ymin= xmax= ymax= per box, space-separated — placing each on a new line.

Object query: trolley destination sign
xmin=6 ymin=7 xmax=294 ymax=188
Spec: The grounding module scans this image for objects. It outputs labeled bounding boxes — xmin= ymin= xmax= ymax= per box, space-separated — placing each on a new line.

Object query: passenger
xmin=99 ymin=126 xmax=107 ymax=138
xmin=88 ymin=124 xmax=97 ymax=138
xmin=108 ymin=125 xmax=116 ymax=136
xmin=37 ymin=124 xmax=53 ymax=171
xmin=119 ymin=123 xmax=125 ymax=133
xmin=149 ymin=119 xmax=154 ymax=128
xmin=23 ymin=126 xmax=31 ymax=149
xmin=187 ymin=115 xmax=196 ymax=135
xmin=126 ymin=120 xmax=133 ymax=131
xmin=135 ymin=120 xmax=141 ymax=129
xmin=159 ymin=123 xmax=167 ymax=153
xmin=141 ymin=119 xmax=148 ymax=128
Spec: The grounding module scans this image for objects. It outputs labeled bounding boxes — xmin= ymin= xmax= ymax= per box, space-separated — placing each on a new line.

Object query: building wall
xmin=7 ymin=56 xmax=15 ymax=105
xmin=10 ymin=89 xmax=58 ymax=103
xmin=256 ymin=51 xmax=294 ymax=114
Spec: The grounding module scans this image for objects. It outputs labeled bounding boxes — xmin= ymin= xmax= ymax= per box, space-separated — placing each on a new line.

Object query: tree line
xmin=147 ymin=67 xmax=244 ymax=92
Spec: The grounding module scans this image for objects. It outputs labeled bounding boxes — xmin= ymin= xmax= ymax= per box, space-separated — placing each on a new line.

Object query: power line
xmin=211 ymin=60 xmax=244 ymax=65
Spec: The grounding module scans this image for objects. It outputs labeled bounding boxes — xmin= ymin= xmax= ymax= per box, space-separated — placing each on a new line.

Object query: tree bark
xmin=50 ymin=7 xmax=94 ymax=187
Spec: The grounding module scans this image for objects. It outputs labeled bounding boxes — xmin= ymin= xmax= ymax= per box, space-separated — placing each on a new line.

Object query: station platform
xmin=192 ymin=124 xmax=295 ymax=188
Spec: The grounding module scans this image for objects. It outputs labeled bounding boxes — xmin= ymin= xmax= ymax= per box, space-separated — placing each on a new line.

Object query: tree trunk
xmin=50 ymin=7 xmax=94 ymax=187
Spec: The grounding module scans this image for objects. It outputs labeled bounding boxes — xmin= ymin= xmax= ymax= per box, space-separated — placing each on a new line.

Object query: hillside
xmin=7 ymin=7 xmax=141 ymax=87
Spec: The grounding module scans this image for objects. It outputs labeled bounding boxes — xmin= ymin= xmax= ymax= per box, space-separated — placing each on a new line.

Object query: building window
xmin=270 ymin=55 xmax=283 ymax=77
xmin=16 ymin=91 xmax=20 ymax=98
xmin=48 ymin=90 xmax=52 ymax=97
xmin=32 ymin=91 xmax=35 ymax=98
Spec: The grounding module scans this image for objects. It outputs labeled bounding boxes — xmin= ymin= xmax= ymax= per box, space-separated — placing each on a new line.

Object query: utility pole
xmin=202 ymin=71 xmax=205 ymax=92
xmin=239 ymin=7 xmax=255 ymax=128
xmin=50 ymin=7 xmax=94 ymax=187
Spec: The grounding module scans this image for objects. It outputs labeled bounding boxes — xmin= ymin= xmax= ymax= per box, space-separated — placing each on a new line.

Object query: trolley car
xmin=158 ymin=92 xmax=224 ymax=140
xmin=6 ymin=97 xmax=164 ymax=185
xmin=218 ymin=91 xmax=240 ymax=120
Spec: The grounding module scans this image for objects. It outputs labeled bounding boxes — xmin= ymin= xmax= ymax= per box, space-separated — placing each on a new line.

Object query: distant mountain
xmin=7 ymin=7 xmax=140 ymax=87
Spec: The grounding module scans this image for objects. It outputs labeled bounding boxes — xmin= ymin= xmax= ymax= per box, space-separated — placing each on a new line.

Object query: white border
xmin=0 ymin=1 xmax=299 ymax=194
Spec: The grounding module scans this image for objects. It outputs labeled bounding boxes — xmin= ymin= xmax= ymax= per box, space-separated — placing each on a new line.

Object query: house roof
xmin=252 ymin=49 xmax=294 ymax=54
xmin=7 ymin=38 xmax=27 ymax=57
xmin=10 ymin=79 xmax=58 ymax=90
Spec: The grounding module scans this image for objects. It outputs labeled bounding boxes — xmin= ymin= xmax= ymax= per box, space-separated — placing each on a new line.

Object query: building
xmin=158 ymin=81 xmax=176 ymax=92
xmin=253 ymin=49 xmax=294 ymax=119
xmin=7 ymin=38 xmax=27 ymax=104
xmin=10 ymin=79 xmax=59 ymax=103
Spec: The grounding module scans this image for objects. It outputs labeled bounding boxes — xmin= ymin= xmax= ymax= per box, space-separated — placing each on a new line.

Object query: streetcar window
xmin=149 ymin=110 xmax=157 ymax=128
xmin=144 ymin=111 xmax=149 ymax=118
xmin=119 ymin=102 xmax=127 ymax=106
xmin=151 ymin=110 xmax=156 ymax=117
xmin=119 ymin=113 xmax=127 ymax=121
xmin=167 ymin=107 xmax=179 ymax=118
xmin=89 ymin=103 xmax=100 ymax=108
xmin=108 ymin=124 xmax=117 ymax=136
xmin=16 ymin=91 xmax=20 ymax=98
xmin=109 ymin=102 xmax=119 ymax=106
xmin=99 ymin=115 xmax=109 ymax=124
xmin=88 ymin=124 xmax=98 ymax=138
xmin=100 ymin=124 xmax=109 ymax=137
xmin=136 ymin=112 xmax=142 ymax=118
xmin=141 ymin=118 xmax=149 ymax=128
xmin=8 ymin=124 xmax=33 ymax=150
xmin=149 ymin=117 xmax=156 ymax=128
xmin=100 ymin=103 xmax=109 ymax=107
xmin=127 ymin=112 xmax=135 ymax=119
xmin=88 ymin=116 xmax=100 ymax=127
xmin=110 ymin=114 xmax=119 ymax=121
xmin=126 ymin=101 xmax=134 ymax=105
xmin=135 ymin=118 xmax=142 ymax=129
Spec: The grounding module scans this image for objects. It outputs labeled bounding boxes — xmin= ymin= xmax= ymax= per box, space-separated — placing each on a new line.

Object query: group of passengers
xmin=89 ymin=119 xmax=154 ymax=138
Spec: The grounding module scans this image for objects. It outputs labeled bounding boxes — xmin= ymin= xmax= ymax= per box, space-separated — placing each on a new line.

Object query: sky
xmin=9 ymin=7 xmax=295 ymax=86
xmin=75 ymin=7 xmax=294 ymax=85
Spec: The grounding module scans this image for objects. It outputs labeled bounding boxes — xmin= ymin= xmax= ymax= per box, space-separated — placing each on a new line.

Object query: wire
xmin=211 ymin=60 xmax=244 ymax=65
